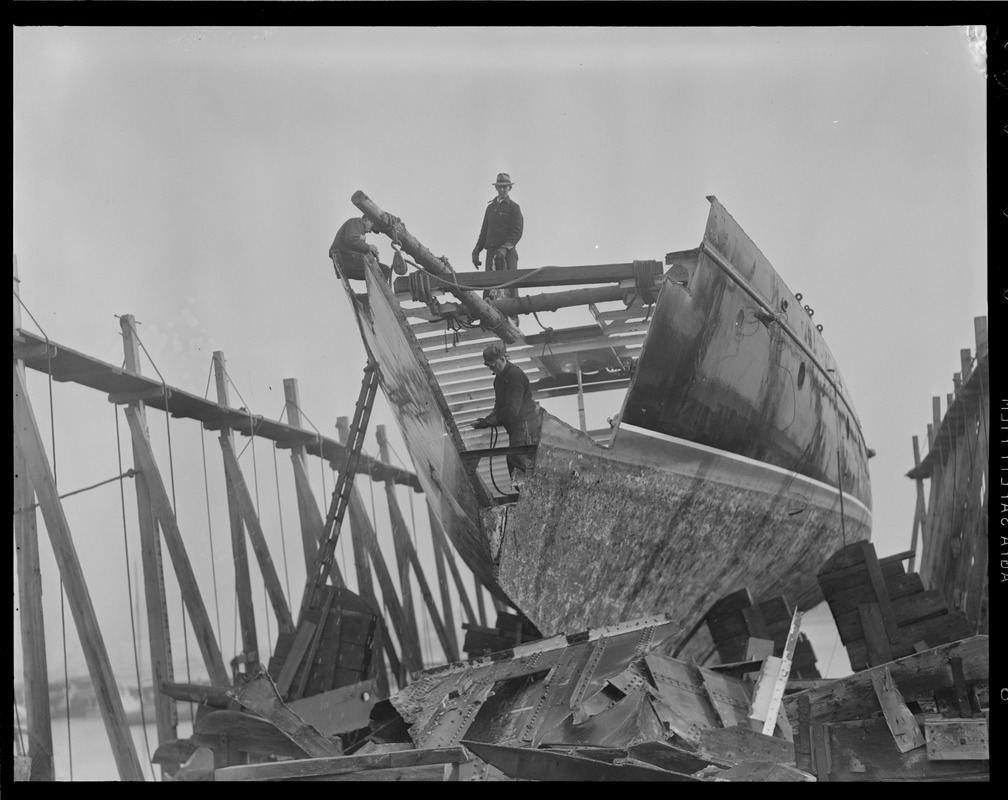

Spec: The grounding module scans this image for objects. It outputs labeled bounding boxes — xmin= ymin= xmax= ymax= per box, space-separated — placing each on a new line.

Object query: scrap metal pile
xmin=188 ymin=610 xmax=988 ymax=781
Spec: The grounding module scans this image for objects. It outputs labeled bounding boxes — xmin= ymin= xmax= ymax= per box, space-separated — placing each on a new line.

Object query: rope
xmin=487 ymin=426 xmax=511 ymax=496
xmin=114 ymin=405 xmax=155 ymax=773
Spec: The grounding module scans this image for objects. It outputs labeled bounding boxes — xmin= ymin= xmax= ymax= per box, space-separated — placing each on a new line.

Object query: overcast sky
xmin=14 ymin=27 xmax=987 ymax=694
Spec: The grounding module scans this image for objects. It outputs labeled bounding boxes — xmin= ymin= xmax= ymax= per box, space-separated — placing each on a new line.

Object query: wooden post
xmin=336 ymin=420 xmax=422 ymax=678
xmin=122 ymin=407 xmax=231 ymax=686
xmin=213 ymin=351 xmax=259 ymax=672
xmin=374 ymin=425 xmax=421 ymax=654
xmin=908 ymin=435 xmax=926 ymax=573
xmin=119 ymin=315 xmax=178 ymax=756
xmin=428 ymin=510 xmax=478 ymax=626
xmin=428 ymin=506 xmax=461 ymax=661
xmin=376 ymin=426 xmax=459 ymax=663
xmin=13 ymin=256 xmax=55 ymax=780
xmin=283 ymin=378 xmax=322 ymax=574
xmin=336 ymin=418 xmax=394 ymax=693
xmin=218 ymin=437 xmax=294 ymax=633
xmin=13 ymin=367 xmax=146 ymax=780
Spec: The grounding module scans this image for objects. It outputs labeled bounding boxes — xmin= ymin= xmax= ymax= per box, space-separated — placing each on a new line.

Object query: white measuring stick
xmin=760 ymin=609 xmax=803 ymax=736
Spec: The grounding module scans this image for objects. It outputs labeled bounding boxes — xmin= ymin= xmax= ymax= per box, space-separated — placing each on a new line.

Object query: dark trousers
xmin=483 ymin=248 xmax=519 ymax=301
xmin=334 ymin=252 xmax=391 ymax=282
xmin=505 ymin=418 xmax=539 ymax=479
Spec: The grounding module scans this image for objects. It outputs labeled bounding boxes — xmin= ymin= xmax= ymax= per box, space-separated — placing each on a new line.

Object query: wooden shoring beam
xmin=12 ymin=258 xmax=54 ymax=781
xmin=17 ymin=328 xmax=420 ymax=491
xmin=213 ymin=351 xmax=259 ymax=670
xmin=119 ymin=315 xmax=178 ymax=756
xmin=908 ymin=435 xmax=927 ymax=573
xmin=13 ymin=371 xmax=55 ymax=780
xmin=373 ymin=426 xmax=422 ymax=657
xmin=283 ymin=378 xmax=322 ymax=574
xmin=122 ymin=404 xmax=230 ymax=686
xmin=337 ymin=417 xmax=399 ymax=693
xmin=427 ymin=508 xmax=478 ymax=627
xmin=14 ymin=366 xmax=146 ymax=780
xmin=346 ymin=488 xmax=424 ymax=678
xmin=428 ymin=506 xmax=460 ymax=660
xmin=376 ymin=426 xmax=459 ymax=663
xmin=218 ymin=436 xmax=294 ymax=634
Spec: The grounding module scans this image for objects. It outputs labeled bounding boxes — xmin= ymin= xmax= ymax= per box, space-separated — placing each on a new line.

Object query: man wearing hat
xmin=472 ymin=342 xmax=540 ymax=488
xmin=329 ymin=214 xmax=397 ymax=282
xmin=472 ymin=173 xmax=524 ymax=301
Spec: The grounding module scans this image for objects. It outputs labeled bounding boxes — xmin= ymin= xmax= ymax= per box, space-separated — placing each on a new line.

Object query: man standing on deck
xmin=329 ymin=214 xmax=393 ymax=282
xmin=472 ymin=172 xmax=523 ymax=302
xmin=472 ymin=342 xmax=540 ymax=489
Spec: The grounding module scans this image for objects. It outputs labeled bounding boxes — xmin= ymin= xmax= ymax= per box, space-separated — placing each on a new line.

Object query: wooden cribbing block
xmin=924 ymin=718 xmax=989 ymax=761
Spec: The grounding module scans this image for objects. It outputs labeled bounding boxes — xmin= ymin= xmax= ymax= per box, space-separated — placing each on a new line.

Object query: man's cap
xmin=482 ymin=342 xmax=506 ymax=364
xmin=493 ymin=173 xmax=513 ymax=187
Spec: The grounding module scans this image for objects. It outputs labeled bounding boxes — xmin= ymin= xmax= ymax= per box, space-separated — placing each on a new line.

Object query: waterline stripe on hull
xmin=618 ymin=422 xmax=872 ymax=521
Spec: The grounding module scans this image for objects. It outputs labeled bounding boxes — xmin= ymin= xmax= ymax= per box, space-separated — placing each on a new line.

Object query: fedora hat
xmin=492 ymin=173 xmax=514 ymax=187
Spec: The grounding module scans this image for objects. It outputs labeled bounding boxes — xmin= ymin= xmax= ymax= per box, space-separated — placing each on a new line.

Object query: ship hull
xmin=485 ymin=415 xmax=871 ymax=638
xmin=345 ymin=195 xmax=872 ymax=639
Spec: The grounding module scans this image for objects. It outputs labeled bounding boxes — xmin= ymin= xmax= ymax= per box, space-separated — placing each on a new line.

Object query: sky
xmin=13 ymin=25 xmax=988 ymax=713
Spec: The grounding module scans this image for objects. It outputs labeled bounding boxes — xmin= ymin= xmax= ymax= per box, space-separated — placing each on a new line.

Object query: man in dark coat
xmin=472 ymin=172 xmax=523 ymax=301
xmin=472 ymin=342 xmax=540 ymax=486
xmin=329 ymin=215 xmax=391 ymax=282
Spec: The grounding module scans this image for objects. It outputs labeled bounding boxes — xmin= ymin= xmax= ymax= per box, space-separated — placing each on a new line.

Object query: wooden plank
xmin=215 ymin=746 xmax=471 ymax=781
xmin=283 ymin=378 xmax=322 ymax=574
xmin=375 ymin=425 xmax=423 ymax=660
xmin=213 ymin=350 xmax=259 ymax=667
xmin=811 ymin=723 xmax=831 ymax=781
xmin=219 ymin=436 xmax=294 ymax=632
xmin=832 ymin=588 xmax=949 ymax=644
xmin=949 ymin=655 xmax=975 ymax=717
xmin=784 ymin=636 xmax=988 ymax=726
xmin=824 ymin=716 xmax=989 ymax=780
xmin=716 ymin=761 xmax=816 ymax=782
xmin=229 ymin=669 xmax=341 ymax=759
xmin=859 ymin=542 xmax=899 ymax=641
xmin=120 ymin=315 xmax=179 ymax=756
xmin=428 ymin=505 xmax=460 ymax=661
xmin=869 ymin=666 xmax=926 ymax=753
xmin=924 ymin=718 xmax=989 ymax=761
xmin=13 ymin=361 xmax=55 ymax=781
xmin=845 ymin=611 xmax=975 ymax=669
xmin=795 ymin=694 xmax=812 ymax=774
xmin=697 ymin=725 xmax=794 ymax=765
xmin=123 ymin=405 xmax=230 ymax=686
xmin=13 ymin=366 xmax=146 ymax=780
xmin=857 ymin=602 xmax=893 ymax=668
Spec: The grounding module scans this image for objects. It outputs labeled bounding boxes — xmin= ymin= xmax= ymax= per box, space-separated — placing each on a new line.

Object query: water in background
xmin=17 ymin=714 xmax=196 ymax=782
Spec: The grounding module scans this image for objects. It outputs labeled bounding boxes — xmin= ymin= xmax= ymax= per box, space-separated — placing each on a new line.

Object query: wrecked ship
xmin=335 ymin=192 xmax=872 ymax=643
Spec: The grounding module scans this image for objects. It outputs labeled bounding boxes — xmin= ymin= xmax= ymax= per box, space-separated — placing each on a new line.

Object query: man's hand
xmin=369 ymin=245 xmax=380 ymax=258
xmin=472 ymin=418 xmax=489 ymax=429
xmin=472 ymin=251 xmax=481 ymax=268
